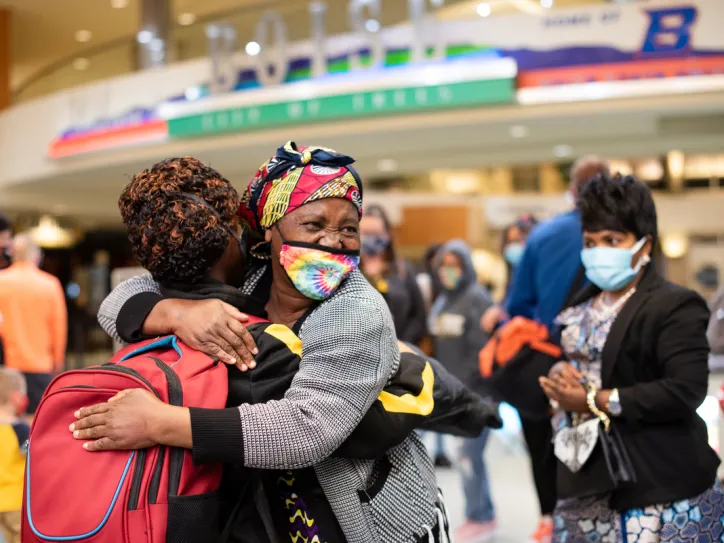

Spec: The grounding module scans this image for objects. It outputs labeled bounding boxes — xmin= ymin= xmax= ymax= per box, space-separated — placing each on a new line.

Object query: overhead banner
xmin=49 ymin=0 xmax=724 ymax=157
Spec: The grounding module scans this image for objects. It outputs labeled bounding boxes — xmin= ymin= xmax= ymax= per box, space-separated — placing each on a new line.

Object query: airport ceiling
xmin=2 ymin=0 xmax=605 ymax=94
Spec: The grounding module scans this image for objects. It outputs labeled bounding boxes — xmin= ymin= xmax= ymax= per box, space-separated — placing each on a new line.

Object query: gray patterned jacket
xmin=98 ymin=269 xmax=442 ymax=543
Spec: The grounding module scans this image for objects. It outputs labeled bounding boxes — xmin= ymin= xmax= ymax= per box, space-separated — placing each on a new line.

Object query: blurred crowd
xmin=1 ymin=150 xmax=723 ymax=543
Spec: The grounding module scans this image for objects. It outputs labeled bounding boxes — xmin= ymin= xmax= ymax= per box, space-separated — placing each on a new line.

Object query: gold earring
xmin=250 ymin=241 xmax=271 ymax=260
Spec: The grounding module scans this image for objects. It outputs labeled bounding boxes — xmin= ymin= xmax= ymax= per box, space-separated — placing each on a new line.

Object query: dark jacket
xmin=563 ymin=265 xmax=720 ymax=510
xmin=378 ymin=261 xmax=428 ymax=345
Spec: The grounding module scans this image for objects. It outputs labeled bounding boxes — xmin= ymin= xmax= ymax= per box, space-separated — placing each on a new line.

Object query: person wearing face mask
xmin=360 ymin=205 xmax=428 ymax=346
xmin=429 ymin=240 xmax=496 ymax=543
xmin=88 ymin=144 xmax=467 ymax=543
xmin=480 ymin=215 xmax=538 ymax=334
xmin=504 ymin=157 xmax=608 ymax=543
xmin=540 ymin=174 xmax=721 ymax=543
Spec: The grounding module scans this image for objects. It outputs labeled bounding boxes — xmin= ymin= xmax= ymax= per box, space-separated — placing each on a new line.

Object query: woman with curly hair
xmin=73 ymin=146 xmax=482 ymax=542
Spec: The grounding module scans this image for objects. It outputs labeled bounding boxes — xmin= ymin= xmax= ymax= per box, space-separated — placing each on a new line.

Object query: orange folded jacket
xmin=479 ymin=316 xmax=561 ymax=378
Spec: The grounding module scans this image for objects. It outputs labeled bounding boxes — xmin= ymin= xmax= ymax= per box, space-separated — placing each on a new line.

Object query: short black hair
xmin=119 ymin=157 xmax=240 ymax=284
xmin=579 ymin=174 xmax=658 ymax=248
xmin=0 ymin=214 xmax=11 ymax=233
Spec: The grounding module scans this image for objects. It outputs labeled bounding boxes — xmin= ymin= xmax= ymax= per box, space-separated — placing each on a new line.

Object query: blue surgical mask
xmin=503 ymin=243 xmax=524 ymax=267
xmin=581 ymin=237 xmax=650 ymax=292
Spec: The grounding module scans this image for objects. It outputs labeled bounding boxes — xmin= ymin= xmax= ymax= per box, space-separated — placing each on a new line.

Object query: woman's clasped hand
xmin=539 ymin=362 xmax=588 ymax=413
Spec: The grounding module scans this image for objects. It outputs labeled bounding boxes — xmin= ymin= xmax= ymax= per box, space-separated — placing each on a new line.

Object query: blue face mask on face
xmin=581 ymin=237 xmax=650 ymax=292
xmin=503 ymin=243 xmax=524 ymax=267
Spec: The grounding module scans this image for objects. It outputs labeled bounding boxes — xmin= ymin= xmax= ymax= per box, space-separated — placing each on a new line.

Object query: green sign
xmin=168 ymin=77 xmax=514 ymax=139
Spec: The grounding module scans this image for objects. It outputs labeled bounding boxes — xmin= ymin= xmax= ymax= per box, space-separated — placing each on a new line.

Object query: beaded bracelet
xmin=586 ymin=383 xmax=611 ymax=432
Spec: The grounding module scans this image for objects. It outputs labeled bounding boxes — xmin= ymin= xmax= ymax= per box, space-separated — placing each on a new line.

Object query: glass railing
xmin=12 ymin=0 xmax=455 ymax=103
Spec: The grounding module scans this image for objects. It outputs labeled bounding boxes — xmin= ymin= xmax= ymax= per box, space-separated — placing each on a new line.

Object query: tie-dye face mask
xmin=279 ymin=240 xmax=360 ymax=301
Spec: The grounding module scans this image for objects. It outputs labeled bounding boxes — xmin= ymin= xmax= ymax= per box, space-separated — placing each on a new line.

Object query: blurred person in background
xmin=0 ymin=215 xmax=12 ymax=271
xmin=480 ymin=215 xmax=538 ymax=334
xmin=416 ymin=242 xmax=452 ymax=467
xmin=417 ymin=243 xmax=443 ymax=312
xmin=429 ymin=239 xmax=496 ymax=542
xmin=0 ymin=235 xmax=67 ymax=418
xmin=360 ymin=204 xmax=428 ymax=346
xmin=0 ymin=368 xmax=29 ymax=543
xmin=505 ymin=157 xmax=609 ymax=543
xmin=541 ymin=174 xmax=721 ymax=543
xmin=0 ymin=215 xmax=11 ymax=366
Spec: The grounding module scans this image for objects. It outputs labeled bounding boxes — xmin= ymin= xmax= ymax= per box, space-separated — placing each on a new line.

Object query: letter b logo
xmin=641 ymin=7 xmax=697 ymax=55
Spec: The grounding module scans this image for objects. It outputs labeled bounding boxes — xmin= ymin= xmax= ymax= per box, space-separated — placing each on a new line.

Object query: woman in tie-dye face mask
xmin=236 ymin=141 xmax=365 ymax=321
xmin=93 ymin=142 xmax=467 ymax=543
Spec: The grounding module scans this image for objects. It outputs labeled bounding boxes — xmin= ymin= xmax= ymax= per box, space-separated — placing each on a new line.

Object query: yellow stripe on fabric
xmin=264 ymin=324 xmax=303 ymax=358
xmin=261 ymin=168 xmax=303 ymax=227
xmin=377 ymin=361 xmax=435 ymax=416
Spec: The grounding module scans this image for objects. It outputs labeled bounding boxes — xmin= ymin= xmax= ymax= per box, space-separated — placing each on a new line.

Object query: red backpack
xmin=22 ymin=336 xmax=228 ymax=543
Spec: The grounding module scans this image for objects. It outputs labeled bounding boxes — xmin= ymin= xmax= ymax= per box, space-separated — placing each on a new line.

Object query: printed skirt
xmin=553 ymin=481 xmax=724 ymax=543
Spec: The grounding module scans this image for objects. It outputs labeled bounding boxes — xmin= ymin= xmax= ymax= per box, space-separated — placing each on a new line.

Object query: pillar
xmin=0 ymin=9 xmax=11 ymax=110
xmin=137 ymin=0 xmax=171 ymax=70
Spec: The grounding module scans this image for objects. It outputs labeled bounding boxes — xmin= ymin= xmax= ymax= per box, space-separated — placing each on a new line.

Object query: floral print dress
xmin=553 ymin=298 xmax=724 ymax=543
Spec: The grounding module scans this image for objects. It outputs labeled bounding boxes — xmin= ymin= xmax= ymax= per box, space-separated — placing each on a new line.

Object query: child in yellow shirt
xmin=0 ymin=368 xmax=30 ymax=543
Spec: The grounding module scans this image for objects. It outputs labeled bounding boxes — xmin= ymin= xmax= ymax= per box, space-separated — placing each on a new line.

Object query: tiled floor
xmin=432 ymin=431 xmax=540 ymax=542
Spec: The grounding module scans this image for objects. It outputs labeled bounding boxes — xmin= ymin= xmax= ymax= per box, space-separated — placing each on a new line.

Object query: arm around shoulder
xmin=237 ymin=293 xmax=399 ymax=470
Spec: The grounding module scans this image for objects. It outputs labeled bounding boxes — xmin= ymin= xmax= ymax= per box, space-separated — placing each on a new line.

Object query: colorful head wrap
xmin=238 ymin=141 xmax=363 ymax=234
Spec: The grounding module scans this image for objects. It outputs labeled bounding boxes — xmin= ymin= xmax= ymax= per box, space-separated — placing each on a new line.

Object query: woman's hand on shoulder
xmin=159 ymin=298 xmax=259 ymax=371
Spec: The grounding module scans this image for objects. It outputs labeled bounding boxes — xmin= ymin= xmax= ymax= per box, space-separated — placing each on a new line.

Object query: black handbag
xmin=556 ymin=399 xmax=637 ymax=499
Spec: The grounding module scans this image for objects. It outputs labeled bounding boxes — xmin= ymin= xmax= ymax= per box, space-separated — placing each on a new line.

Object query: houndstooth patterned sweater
xmin=98 ymin=269 xmax=441 ymax=542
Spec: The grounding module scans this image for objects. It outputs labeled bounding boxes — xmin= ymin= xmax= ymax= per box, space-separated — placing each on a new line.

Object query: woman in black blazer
xmin=539 ymin=174 xmax=721 ymax=543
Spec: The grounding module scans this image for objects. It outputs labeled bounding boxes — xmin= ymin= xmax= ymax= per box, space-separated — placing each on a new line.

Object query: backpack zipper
xmin=150 ymin=357 xmax=184 ymax=497
xmin=127 ymin=449 xmax=147 ymax=510
xmin=147 ymin=446 xmax=165 ymax=505
xmin=84 ymin=364 xmax=161 ymax=511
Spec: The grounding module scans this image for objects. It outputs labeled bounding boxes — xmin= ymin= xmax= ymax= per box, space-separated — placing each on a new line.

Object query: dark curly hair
xmin=579 ymin=173 xmax=658 ymax=250
xmin=119 ymin=157 xmax=240 ymax=284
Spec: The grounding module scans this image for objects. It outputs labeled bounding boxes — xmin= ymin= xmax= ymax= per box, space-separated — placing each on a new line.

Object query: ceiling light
xmin=111 ymin=0 xmax=129 ymax=8
xmin=661 ymin=232 xmax=688 ymax=259
xmin=553 ymin=144 xmax=572 ymax=158
xmin=364 ymin=18 xmax=381 ymax=33
xmin=75 ymin=30 xmax=92 ymax=43
xmin=476 ymin=2 xmax=492 ymax=17
xmin=27 ymin=216 xmax=76 ymax=249
xmin=178 ymin=12 xmax=196 ymax=26
xmin=73 ymin=57 xmax=90 ymax=71
xmin=540 ymin=0 xmax=554 ymax=8
xmin=137 ymin=30 xmax=154 ymax=44
xmin=245 ymin=41 xmax=261 ymax=56
xmin=377 ymin=159 xmax=398 ymax=173
xmin=509 ymin=125 xmax=529 ymax=138
xmin=184 ymin=86 xmax=201 ymax=101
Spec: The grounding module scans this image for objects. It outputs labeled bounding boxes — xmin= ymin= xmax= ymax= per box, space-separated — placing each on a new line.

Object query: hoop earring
xmin=250 ymin=241 xmax=271 ymax=260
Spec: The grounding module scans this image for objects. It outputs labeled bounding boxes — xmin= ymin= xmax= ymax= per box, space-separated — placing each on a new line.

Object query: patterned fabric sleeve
xmin=97 ymin=275 xmax=162 ymax=345
xmin=237 ymin=277 xmax=400 ymax=470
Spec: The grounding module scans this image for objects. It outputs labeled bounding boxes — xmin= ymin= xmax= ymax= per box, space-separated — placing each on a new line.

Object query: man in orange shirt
xmin=0 ymin=235 xmax=67 ymax=415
